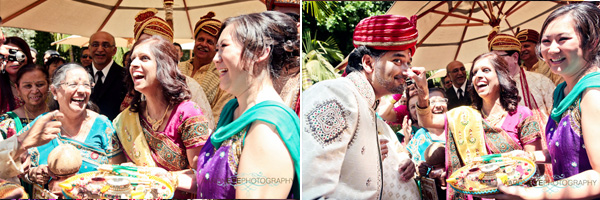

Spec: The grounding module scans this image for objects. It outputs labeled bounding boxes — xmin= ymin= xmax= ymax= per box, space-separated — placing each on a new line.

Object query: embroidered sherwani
xmin=178 ymin=59 xmax=234 ymax=123
xmin=514 ymin=69 xmax=555 ymax=127
xmin=514 ymin=69 xmax=556 ymax=182
xmin=377 ymin=118 xmax=420 ymax=200
xmin=521 ymin=59 xmax=564 ymax=86
xmin=302 ymin=72 xmax=383 ymax=199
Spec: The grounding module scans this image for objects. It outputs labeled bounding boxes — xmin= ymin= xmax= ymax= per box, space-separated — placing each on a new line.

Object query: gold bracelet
xmin=528 ymin=151 xmax=535 ymax=161
xmin=416 ymin=103 xmax=431 ymax=115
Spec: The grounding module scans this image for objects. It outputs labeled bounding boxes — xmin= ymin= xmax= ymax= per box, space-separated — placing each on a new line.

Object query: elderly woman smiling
xmin=22 ymin=63 xmax=125 ymax=198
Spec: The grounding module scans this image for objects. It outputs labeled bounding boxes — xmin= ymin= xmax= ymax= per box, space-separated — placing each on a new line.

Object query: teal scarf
xmin=210 ymin=99 xmax=300 ymax=196
xmin=551 ymin=71 xmax=600 ymax=123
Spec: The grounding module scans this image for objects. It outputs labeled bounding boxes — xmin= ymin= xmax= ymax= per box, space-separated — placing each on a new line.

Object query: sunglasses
xmin=82 ymin=54 xmax=91 ymax=59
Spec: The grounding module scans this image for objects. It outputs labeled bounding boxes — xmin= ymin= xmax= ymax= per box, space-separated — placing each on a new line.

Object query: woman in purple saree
xmin=493 ymin=3 xmax=600 ymax=199
xmin=175 ymin=11 xmax=300 ymax=199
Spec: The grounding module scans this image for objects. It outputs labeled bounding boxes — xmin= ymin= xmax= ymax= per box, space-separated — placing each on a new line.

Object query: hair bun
xmin=283 ymin=40 xmax=294 ymax=53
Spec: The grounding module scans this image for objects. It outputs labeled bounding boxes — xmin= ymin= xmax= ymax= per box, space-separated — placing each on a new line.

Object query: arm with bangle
xmin=408 ymin=67 xmax=445 ymax=130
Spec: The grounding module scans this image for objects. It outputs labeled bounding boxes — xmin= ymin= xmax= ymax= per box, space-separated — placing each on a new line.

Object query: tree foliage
xmin=3 ymin=27 xmax=129 ymax=66
xmin=302 ymin=1 xmax=393 ymax=62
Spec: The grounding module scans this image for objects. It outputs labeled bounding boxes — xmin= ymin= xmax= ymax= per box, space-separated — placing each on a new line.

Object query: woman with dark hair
xmin=406 ymin=88 xmax=449 ymax=200
xmin=22 ymin=63 xmax=124 ymax=198
xmin=112 ymin=35 xmax=211 ymax=198
xmin=0 ymin=64 xmax=49 ymax=189
xmin=174 ymin=11 xmax=300 ymax=199
xmin=0 ymin=64 xmax=49 ymax=140
xmin=493 ymin=3 xmax=600 ymax=199
xmin=43 ymin=56 xmax=65 ymax=80
xmin=411 ymin=52 xmax=544 ymax=199
xmin=1 ymin=37 xmax=34 ymax=114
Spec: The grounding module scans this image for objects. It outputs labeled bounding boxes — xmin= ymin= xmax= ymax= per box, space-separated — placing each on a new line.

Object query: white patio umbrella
xmin=387 ymin=1 xmax=565 ymax=71
xmin=1 ymin=0 xmax=267 ymax=40
xmin=51 ymin=35 xmax=132 ymax=47
xmin=51 ymin=35 xmax=194 ymax=48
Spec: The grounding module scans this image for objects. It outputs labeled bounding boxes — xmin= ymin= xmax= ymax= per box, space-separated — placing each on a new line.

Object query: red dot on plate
xmin=525 ymin=163 xmax=528 ymax=166
xmin=469 ymin=187 xmax=473 ymax=190
xmin=162 ymin=186 xmax=166 ymax=189
xmin=525 ymin=172 xmax=529 ymax=175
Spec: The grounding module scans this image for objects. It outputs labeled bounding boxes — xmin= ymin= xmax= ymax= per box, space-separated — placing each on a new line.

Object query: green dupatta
xmin=209 ymin=99 xmax=300 ymax=196
xmin=550 ymin=72 xmax=600 ymax=123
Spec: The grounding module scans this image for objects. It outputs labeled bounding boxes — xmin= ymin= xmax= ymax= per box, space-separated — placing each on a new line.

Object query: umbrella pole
xmin=164 ymin=0 xmax=174 ymax=31
xmin=69 ymin=46 xmax=74 ymax=62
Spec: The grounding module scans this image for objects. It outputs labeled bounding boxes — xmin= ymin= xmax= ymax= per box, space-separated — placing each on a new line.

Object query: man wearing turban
xmin=129 ymin=8 xmax=215 ymax=129
xmin=516 ymin=29 xmax=564 ymax=85
xmin=178 ymin=12 xmax=233 ymax=123
xmin=302 ymin=15 xmax=421 ymax=199
xmin=488 ymin=27 xmax=556 ymax=184
xmin=488 ymin=27 xmax=555 ymax=124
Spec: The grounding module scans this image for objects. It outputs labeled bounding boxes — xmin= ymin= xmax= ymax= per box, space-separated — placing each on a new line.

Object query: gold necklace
xmin=23 ymin=105 xmax=48 ymax=123
xmin=9 ymin=80 xmax=16 ymax=89
xmin=481 ymin=109 xmax=506 ymax=127
xmin=60 ymin=112 xmax=89 ymax=140
xmin=145 ymin=104 xmax=171 ymax=131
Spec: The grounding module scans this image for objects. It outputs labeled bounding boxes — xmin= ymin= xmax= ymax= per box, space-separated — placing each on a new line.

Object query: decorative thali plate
xmin=446 ymin=154 xmax=536 ymax=195
xmin=59 ymin=171 xmax=174 ymax=199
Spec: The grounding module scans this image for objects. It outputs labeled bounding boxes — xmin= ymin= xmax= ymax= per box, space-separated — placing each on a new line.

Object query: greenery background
xmin=302 ymin=1 xmax=441 ymax=90
xmin=2 ymin=28 xmax=191 ymax=66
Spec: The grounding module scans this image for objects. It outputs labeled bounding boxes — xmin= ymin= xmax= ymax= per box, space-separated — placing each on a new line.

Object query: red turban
xmin=353 ymin=15 xmax=418 ymax=54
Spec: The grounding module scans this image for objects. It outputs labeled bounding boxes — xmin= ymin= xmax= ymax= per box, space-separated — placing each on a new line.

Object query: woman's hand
xmin=429 ymin=168 xmax=447 ymax=187
xmin=472 ymin=178 xmax=544 ymax=200
xmin=16 ymin=111 xmax=64 ymax=157
xmin=397 ymin=158 xmax=416 ymax=182
xmin=28 ymin=165 xmax=51 ymax=185
xmin=407 ymin=67 xmax=427 ymax=93
xmin=401 ymin=115 xmax=413 ymax=145
xmin=380 ymin=138 xmax=389 ymax=161
xmin=503 ymin=150 xmax=534 ymax=161
xmin=416 ymin=161 xmax=431 ymax=177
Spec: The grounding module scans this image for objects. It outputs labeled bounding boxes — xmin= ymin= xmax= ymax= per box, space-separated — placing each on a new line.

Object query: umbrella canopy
xmin=387 ymin=1 xmax=565 ymax=71
xmin=1 ymin=0 xmax=267 ymax=39
xmin=50 ymin=35 xmax=193 ymax=48
xmin=51 ymin=35 xmax=132 ymax=47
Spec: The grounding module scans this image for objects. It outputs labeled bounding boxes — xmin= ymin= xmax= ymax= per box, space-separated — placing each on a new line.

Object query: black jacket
xmin=86 ymin=62 xmax=128 ymax=120
xmin=446 ymin=83 xmax=472 ymax=110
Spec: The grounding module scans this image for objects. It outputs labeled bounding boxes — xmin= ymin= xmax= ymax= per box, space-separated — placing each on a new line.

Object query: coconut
xmin=424 ymin=142 xmax=445 ymax=167
xmin=48 ymin=144 xmax=83 ymax=176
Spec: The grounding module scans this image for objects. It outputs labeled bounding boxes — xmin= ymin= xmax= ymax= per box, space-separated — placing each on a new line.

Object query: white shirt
xmin=92 ymin=59 xmax=114 ymax=83
xmin=452 ymin=81 xmax=467 ymax=99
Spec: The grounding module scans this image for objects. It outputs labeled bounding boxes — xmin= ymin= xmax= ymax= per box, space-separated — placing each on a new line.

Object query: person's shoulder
xmin=303 ymin=77 xmax=349 ymax=95
xmin=446 ymin=87 xmax=455 ymax=95
xmin=524 ymin=70 xmax=554 ymax=84
xmin=112 ymin=62 xmax=126 ymax=72
xmin=0 ymin=112 xmax=13 ymax=122
xmin=174 ymin=100 xmax=204 ymax=117
xmin=91 ymin=111 xmax=111 ymax=123
xmin=582 ymin=88 xmax=600 ymax=103
xmin=515 ymin=105 xmax=534 ymax=117
xmin=184 ymin=75 xmax=200 ymax=86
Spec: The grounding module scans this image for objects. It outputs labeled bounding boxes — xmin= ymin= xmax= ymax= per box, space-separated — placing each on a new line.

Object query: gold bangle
xmin=416 ymin=103 xmax=431 ymax=115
